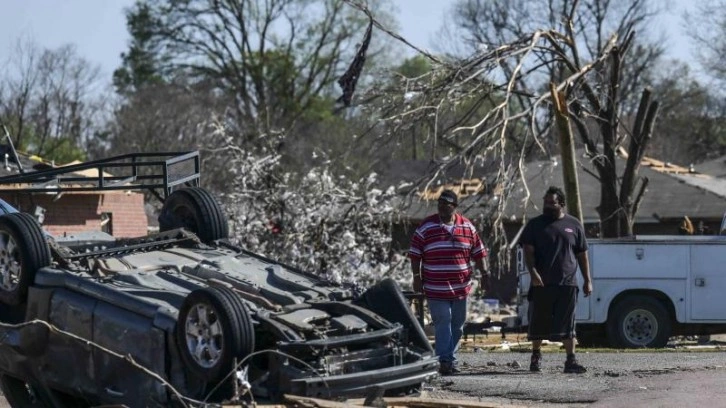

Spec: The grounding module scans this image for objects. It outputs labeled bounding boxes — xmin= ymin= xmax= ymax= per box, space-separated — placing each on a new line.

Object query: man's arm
xmin=409 ymin=228 xmax=425 ymax=293
xmin=469 ymin=229 xmax=489 ymax=292
xmin=523 ymin=244 xmax=544 ymax=287
xmin=411 ymin=257 xmax=423 ymax=293
xmin=576 ymin=251 xmax=593 ymax=296
xmin=474 ymin=257 xmax=490 ymax=292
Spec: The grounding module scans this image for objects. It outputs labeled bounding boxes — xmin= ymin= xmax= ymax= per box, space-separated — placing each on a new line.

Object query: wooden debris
xmin=268 ymin=394 xmax=527 ymax=408
xmin=384 ymin=396 xmax=527 ymax=408
xmin=418 ymin=179 xmax=486 ymax=201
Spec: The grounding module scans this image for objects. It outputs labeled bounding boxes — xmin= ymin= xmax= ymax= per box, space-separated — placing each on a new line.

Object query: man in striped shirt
xmin=409 ymin=189 xmax=490 ymax=375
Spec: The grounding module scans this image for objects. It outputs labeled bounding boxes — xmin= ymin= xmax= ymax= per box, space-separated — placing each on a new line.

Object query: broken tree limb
xmin=550 ymin=83 xmax=584 ymax=225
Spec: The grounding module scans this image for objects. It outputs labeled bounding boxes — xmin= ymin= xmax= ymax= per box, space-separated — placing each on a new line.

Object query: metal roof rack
xmin=0 ymin=151 xmax=201 ymax=202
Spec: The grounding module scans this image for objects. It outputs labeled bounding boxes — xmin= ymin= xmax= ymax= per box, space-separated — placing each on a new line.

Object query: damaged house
xmin=0 ymin=146 xmax=147 ymax=238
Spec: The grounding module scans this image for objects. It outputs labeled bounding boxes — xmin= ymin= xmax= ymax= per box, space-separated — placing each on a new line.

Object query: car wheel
xmin=355 ymin=278 xmax=433 ymax=353
xmin=607 ymin=295 xmax=671 ymax=348
xmin=159 ymin=187 xmax=228 ymax=243
xmin=0 ymin=213 xmax=51 ymax=306
xmin=176 ymin=286 xmax=255 ymax=389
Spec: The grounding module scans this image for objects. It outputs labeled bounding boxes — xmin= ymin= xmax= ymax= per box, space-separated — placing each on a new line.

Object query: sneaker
xmin=564 ymin=358 xmax=587 ymax=374
xmin=438 ymin=361 xmax=461 ymax=376
xmin=529 ymin=352 xmax=542 ymax=372
xmin=439 ymin=361 xmax=451 ymax=375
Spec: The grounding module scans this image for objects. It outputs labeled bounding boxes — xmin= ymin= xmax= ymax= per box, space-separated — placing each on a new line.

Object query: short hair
xmin=545 ymin=186 xmax=566 ymax=206
xmin=438 ymin=189 xmax=458 ymax=206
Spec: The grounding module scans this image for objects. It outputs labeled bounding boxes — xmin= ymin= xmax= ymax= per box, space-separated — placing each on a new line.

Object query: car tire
xmin=176 ymin=286 xmax=255 ymax=390
xmin=0 ymin=213 xmax=52 ymax=306
xmin=355 ymin=278 xmax=433 ymax=353
xmin=159 ymin=187 xmax=228 ymax=243
xmin=607 ymin=295 xmax=671 ymax=348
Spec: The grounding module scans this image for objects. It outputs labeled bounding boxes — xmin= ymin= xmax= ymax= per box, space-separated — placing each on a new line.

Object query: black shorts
xmin=527 ymin=286 xmax=578 ymax=341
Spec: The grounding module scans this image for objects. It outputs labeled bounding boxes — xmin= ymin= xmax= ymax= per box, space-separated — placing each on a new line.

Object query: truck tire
xmin=607 ymin=295 xmax=671 ymax=348
xmin=159 ymin=187 xmax=228 ymax=243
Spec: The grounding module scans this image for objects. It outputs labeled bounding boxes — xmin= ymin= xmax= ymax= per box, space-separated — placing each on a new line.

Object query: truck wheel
xmin=176 ymin=286 xmax=255 ymax=392
xmin=159 ymin=187 xmax=228 ymax=243
xmin=0 ymin=213 xmax=52 ymax=306
xmin=607 ymin=296 xmax=671 ymax=348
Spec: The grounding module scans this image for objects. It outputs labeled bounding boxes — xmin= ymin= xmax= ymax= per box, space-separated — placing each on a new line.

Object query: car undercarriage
xmin=0 ymin=151 xmax=438 ymax=407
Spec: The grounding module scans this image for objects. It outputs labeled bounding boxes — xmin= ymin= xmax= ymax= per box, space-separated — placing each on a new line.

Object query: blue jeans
xmin=428 ymin=298 xmax=467 ymax=364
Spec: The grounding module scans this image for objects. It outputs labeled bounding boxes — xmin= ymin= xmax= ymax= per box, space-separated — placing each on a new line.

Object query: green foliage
xmin=34 ymin=137 xmax=87 ymax=164
xmin=1 ymin=116 xmax=86 ymax=164
xmin=395 ymin=55 xmax=433 ymax=78
xmin=113 ymin=2 xmax=165 ymax=94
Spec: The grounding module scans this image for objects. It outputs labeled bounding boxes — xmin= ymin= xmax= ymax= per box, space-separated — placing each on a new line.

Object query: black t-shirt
xmin=520 ymin=214 xmax=588 ymax=286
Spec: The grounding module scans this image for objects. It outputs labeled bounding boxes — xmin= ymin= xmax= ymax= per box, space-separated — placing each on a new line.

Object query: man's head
xmin=543 ymin=186 xmax=566 ymax=218
xmin=438 ymin=189 xmax=458 ymax=219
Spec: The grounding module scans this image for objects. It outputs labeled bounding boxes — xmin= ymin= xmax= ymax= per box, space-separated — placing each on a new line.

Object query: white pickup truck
xmin=508 ymin=235 xmax=726 ymax=348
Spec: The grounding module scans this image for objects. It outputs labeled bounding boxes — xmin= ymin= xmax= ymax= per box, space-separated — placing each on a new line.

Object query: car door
xmin=689 ymin=244 xmax=726 ymax=320
xmin=43 ymin=289 xmax=98 ymax=396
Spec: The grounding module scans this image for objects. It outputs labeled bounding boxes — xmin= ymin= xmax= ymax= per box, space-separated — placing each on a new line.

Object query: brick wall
xmin=0 ymin=192 xmax=148 ymax=238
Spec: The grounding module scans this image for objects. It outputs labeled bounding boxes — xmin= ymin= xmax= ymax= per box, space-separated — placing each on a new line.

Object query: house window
xmin=101 ymin=212 xmax=113 ymax=235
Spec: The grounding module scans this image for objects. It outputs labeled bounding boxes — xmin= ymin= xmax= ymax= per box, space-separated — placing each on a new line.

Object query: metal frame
xmin=0 ymin=151 xmax=201 ymax=201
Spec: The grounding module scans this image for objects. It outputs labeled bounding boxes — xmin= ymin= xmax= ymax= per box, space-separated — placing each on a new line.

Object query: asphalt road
xmin=427 ymin=349 xmax=726 ymax=407
xmin=1 ymin=349 xmax=724 ymax=407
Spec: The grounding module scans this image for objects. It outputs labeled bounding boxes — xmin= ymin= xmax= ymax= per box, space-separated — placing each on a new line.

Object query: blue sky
xmin=0 ymin=0 xmax=697 ymax=85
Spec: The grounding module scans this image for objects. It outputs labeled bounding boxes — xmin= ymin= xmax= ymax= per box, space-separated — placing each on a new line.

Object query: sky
xmin=0 ymin=0 xmax=700 ymax=86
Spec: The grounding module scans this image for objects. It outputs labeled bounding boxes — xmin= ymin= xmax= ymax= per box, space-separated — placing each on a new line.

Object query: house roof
xmin=0 ymin=145 xmax=53 ymax=175
xmin=508 ymin=155 xmax=726 ymax=222
xmin=375 ymin=158 xmax=498 ymax=191
xmin=394 ymin=152 xmax=726 ymax=223
xmin=692 ymin=156 xmax=726 ymax=178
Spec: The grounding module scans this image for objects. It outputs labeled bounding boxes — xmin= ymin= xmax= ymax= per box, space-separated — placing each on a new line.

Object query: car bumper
xmin=287 ymin=357 xmax=438 ymax=398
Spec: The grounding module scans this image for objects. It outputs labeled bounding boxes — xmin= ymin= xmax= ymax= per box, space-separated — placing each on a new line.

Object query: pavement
xmin=427 ymin=347 xmax=726 ymax=407
xmin=2 ymin=335 xmax=725 ymax=407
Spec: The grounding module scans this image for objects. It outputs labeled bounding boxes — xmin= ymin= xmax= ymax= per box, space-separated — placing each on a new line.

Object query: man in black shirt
xmin=520 ymin=186 xmax=592 ymax=373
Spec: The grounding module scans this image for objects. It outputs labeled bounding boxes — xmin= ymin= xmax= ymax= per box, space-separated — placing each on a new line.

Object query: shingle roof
xmin=0 ymin=145 xmax=52 ymax=176
xmin=692 ymin=156 xmax=726 ymax=178
xmin=393 ymin=153 xmax=726 ymax=223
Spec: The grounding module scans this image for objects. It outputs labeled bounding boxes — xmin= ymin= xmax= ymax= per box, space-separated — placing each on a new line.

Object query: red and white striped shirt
xmin=409 ymin=213 xmax=487 ymax=300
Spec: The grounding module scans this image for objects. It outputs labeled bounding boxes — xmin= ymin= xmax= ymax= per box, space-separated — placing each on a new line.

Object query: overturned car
xmin=0 ymin=152 xmax=437 ymax=407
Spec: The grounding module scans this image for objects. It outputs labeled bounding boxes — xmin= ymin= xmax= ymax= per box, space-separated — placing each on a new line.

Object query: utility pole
xmin=550 ymin=84 xmax=583 ymax=224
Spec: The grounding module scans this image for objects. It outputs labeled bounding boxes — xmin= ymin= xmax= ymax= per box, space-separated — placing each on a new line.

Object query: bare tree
xmin=120 ymin=0 xmax=397 ymax=144
xmin=428 ymin=0 xmax=667 ymax=237
xmin=685 ymin=0 xmax=726 ymax=87
xmin=100 ymin=79 xmax=238 ymax=191
xmin=443 ymin=0 xmax=665 ymax=123
xmin=0 ymin=38 xmax=106 ymax=163
xmin=345 ymin=0 xmax=663 ymax=259
xmin=646 ymin=61 xmax=726 ymax=165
